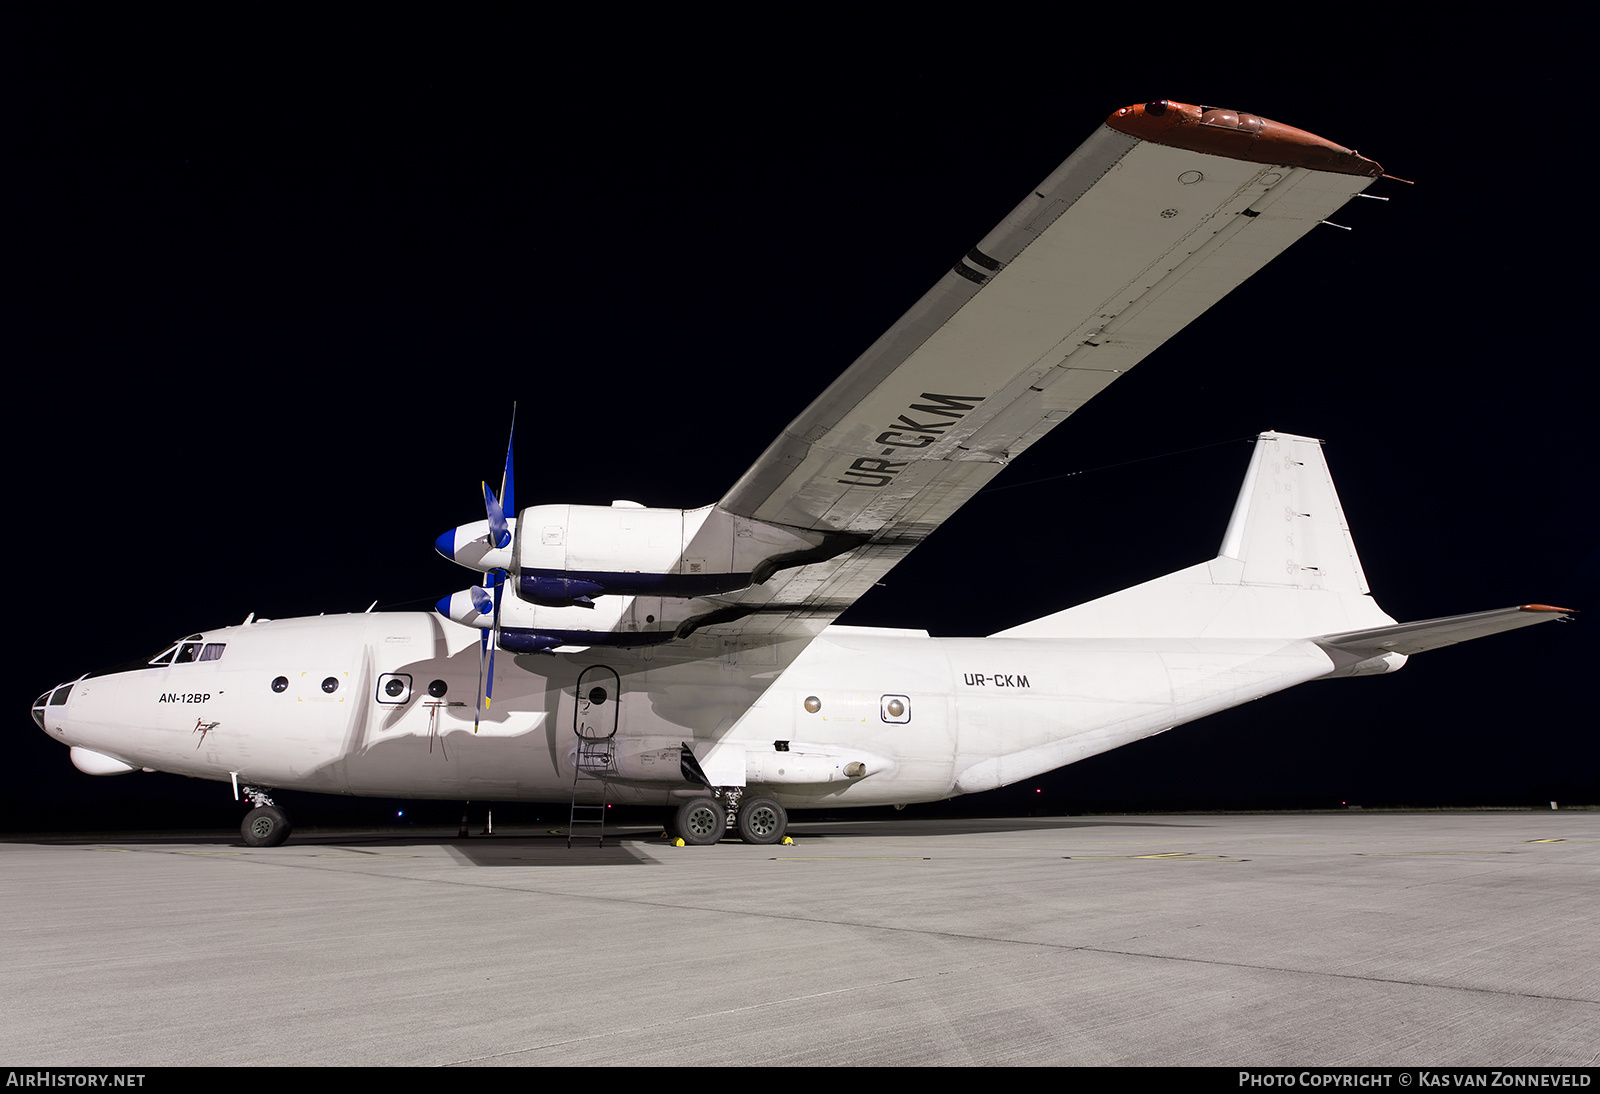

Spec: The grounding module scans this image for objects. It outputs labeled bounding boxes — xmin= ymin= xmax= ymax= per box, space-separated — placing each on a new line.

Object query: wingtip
xmin=1106 ymin=99 xmax=1384 ymax=178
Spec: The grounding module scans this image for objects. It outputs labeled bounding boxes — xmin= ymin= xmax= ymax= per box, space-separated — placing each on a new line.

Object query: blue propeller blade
xmin=482 ymin=406 xmax=519 ymax=550
xmin=473 ymin=627 xmax=489 ymax=733
xmin=485 ymin=568 xmax=504 ymax=716
xmin=484 ymin=482 xmax=510 ymax=550
xmin=473 ymin=568 xmax=508 ymax=733
xmin=501 ymin=405 xmax=516 ymax=523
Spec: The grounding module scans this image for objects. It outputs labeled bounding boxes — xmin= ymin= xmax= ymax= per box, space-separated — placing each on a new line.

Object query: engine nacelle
xmin=435 ymin=586 xmax=676 ymax=649
xmin=515 ymin=502 xmax=852 ymax=602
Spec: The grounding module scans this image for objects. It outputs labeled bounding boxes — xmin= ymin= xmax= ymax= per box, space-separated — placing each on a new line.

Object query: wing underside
xmin=692 ymin=108 xmax=1381 ymax=642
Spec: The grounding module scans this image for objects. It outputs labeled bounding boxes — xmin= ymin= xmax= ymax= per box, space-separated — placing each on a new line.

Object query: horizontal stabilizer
xmin=1317 ymin=604 xmax=1575 ymax=657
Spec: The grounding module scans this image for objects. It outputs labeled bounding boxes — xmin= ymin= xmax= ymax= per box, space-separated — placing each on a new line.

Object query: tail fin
xmin=1217 ymin=431 xmax=1371 ymax=596
xmin=994 ymin=431 xmax=1397 ymax=639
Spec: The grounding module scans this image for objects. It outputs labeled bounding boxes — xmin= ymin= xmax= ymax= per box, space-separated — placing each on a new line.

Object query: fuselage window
xmin=199 ymin=643 xmax=226 ymax=662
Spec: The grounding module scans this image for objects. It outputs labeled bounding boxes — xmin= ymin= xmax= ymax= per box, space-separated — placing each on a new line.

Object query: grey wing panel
xmin=719 ymin=126 xmax=1141 ymax=519
xmin=697 ymin=132 xmax=1377 ymax=641
xmin=719 ymin=135 xmax=1373 ymax=541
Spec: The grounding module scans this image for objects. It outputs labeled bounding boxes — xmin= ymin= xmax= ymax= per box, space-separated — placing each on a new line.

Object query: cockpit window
xmin=199 ymin=643 xmax=226 ymax=662
xmin=148 ymin=645 xmax=177 ymax=666
xmin=48 ymin=684 xmax=74 ymax=706
xmin=175 ymin=642 xmax=203 ymax=664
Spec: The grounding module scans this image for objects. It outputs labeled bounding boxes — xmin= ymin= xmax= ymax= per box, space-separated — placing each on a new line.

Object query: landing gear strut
xmin=239 ymin=786 xmax=292 ymax=847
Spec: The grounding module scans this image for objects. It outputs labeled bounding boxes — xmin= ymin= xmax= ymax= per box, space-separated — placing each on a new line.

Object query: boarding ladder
xmin=568 ymin=735 xmax=614 ymax=847
xmin=568 ymin=667 xmax=620 ymax=848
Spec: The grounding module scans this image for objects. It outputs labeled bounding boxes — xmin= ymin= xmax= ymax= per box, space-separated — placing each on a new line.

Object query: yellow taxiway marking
xmin=1063 ymin=852 xmax=1245 ymax=861
xmin=1355 ymin=851 xmax=1513 ymax=856
xmin=773 ymin=856 xmax=932 ymax=862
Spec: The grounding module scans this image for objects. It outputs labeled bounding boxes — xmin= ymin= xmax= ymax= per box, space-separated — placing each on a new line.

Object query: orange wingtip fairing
xmin=1106 ymin=100 xmax=1383 ymax=178
xmin=1519 ymin=604 xmax=1578 ymax=614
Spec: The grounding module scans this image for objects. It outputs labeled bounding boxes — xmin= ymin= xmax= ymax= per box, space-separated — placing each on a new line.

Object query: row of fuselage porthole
xmin=251 ymin=676 xmax=911 ymax=723
xmin=258 ymin=675 xmax=615 ymax=708
xmin=265 ymin=673 xmax=448 ymax=704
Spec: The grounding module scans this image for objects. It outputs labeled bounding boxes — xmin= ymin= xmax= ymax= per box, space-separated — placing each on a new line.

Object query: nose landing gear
xmin=239 ymin=787 xmax=292 ymax=847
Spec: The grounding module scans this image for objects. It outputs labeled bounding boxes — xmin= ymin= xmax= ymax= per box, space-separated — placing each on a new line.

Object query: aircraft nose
xmin=31 ymin=681 xmax=76 ymax=736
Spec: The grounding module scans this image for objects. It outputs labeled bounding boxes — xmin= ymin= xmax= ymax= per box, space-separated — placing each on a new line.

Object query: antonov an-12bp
xmin=33 ymin=100 xmax=1573 ymax=848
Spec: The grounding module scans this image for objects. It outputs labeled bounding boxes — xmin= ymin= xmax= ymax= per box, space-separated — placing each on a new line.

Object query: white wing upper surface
xmin=688 ymin=102 xmax=1381 ymax=642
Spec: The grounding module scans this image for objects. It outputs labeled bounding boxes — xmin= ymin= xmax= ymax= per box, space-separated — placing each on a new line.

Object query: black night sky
xmin=8 ymin=11 xmax=1594 ymax=831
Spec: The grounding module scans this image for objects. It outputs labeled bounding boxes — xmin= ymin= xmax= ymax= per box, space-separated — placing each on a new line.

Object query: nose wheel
xmin=239 ymin=786 xmax=292 ymax=847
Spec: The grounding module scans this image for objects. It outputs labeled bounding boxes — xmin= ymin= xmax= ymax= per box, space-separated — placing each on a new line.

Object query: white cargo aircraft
xmin=32 ymin=100 xmax=1572 ymax=847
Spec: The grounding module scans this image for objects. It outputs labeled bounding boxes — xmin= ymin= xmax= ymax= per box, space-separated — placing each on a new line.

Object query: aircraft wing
xmin=688 ymin=99 xmax=1385 ymax=641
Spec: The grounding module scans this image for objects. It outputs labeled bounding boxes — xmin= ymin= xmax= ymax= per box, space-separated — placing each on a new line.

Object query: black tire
xmin=737 ymin=796 xmax=787 ymax=845
xmin=675 ymin=797 xmax=725 ymax=846
xmin=241 ymin=805 xmax=292 ymax=847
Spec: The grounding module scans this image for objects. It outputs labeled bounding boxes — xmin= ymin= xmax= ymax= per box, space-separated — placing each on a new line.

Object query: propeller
xmin=474 ymin=406 xmax=516 ymax=733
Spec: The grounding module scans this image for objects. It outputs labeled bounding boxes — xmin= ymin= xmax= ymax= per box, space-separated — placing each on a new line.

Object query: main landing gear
xmin=239 ymin=786 xmax=292 ymax=847
xmin=737 ymin=796 xmax=787 ymax=844
xmin=671 ymin=790 xmax=788 ymax=846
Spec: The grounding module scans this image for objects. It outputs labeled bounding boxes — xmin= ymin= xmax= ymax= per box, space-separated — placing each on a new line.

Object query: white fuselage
xmin=41 ymin=612 xmax=1339 ymax=807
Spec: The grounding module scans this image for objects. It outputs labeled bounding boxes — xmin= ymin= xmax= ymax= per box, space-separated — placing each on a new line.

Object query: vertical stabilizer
xmin=1219 ymin=431 xmax=1370 ymax=595
xmin=995 ymin=431 xmax=1395 ymax=639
